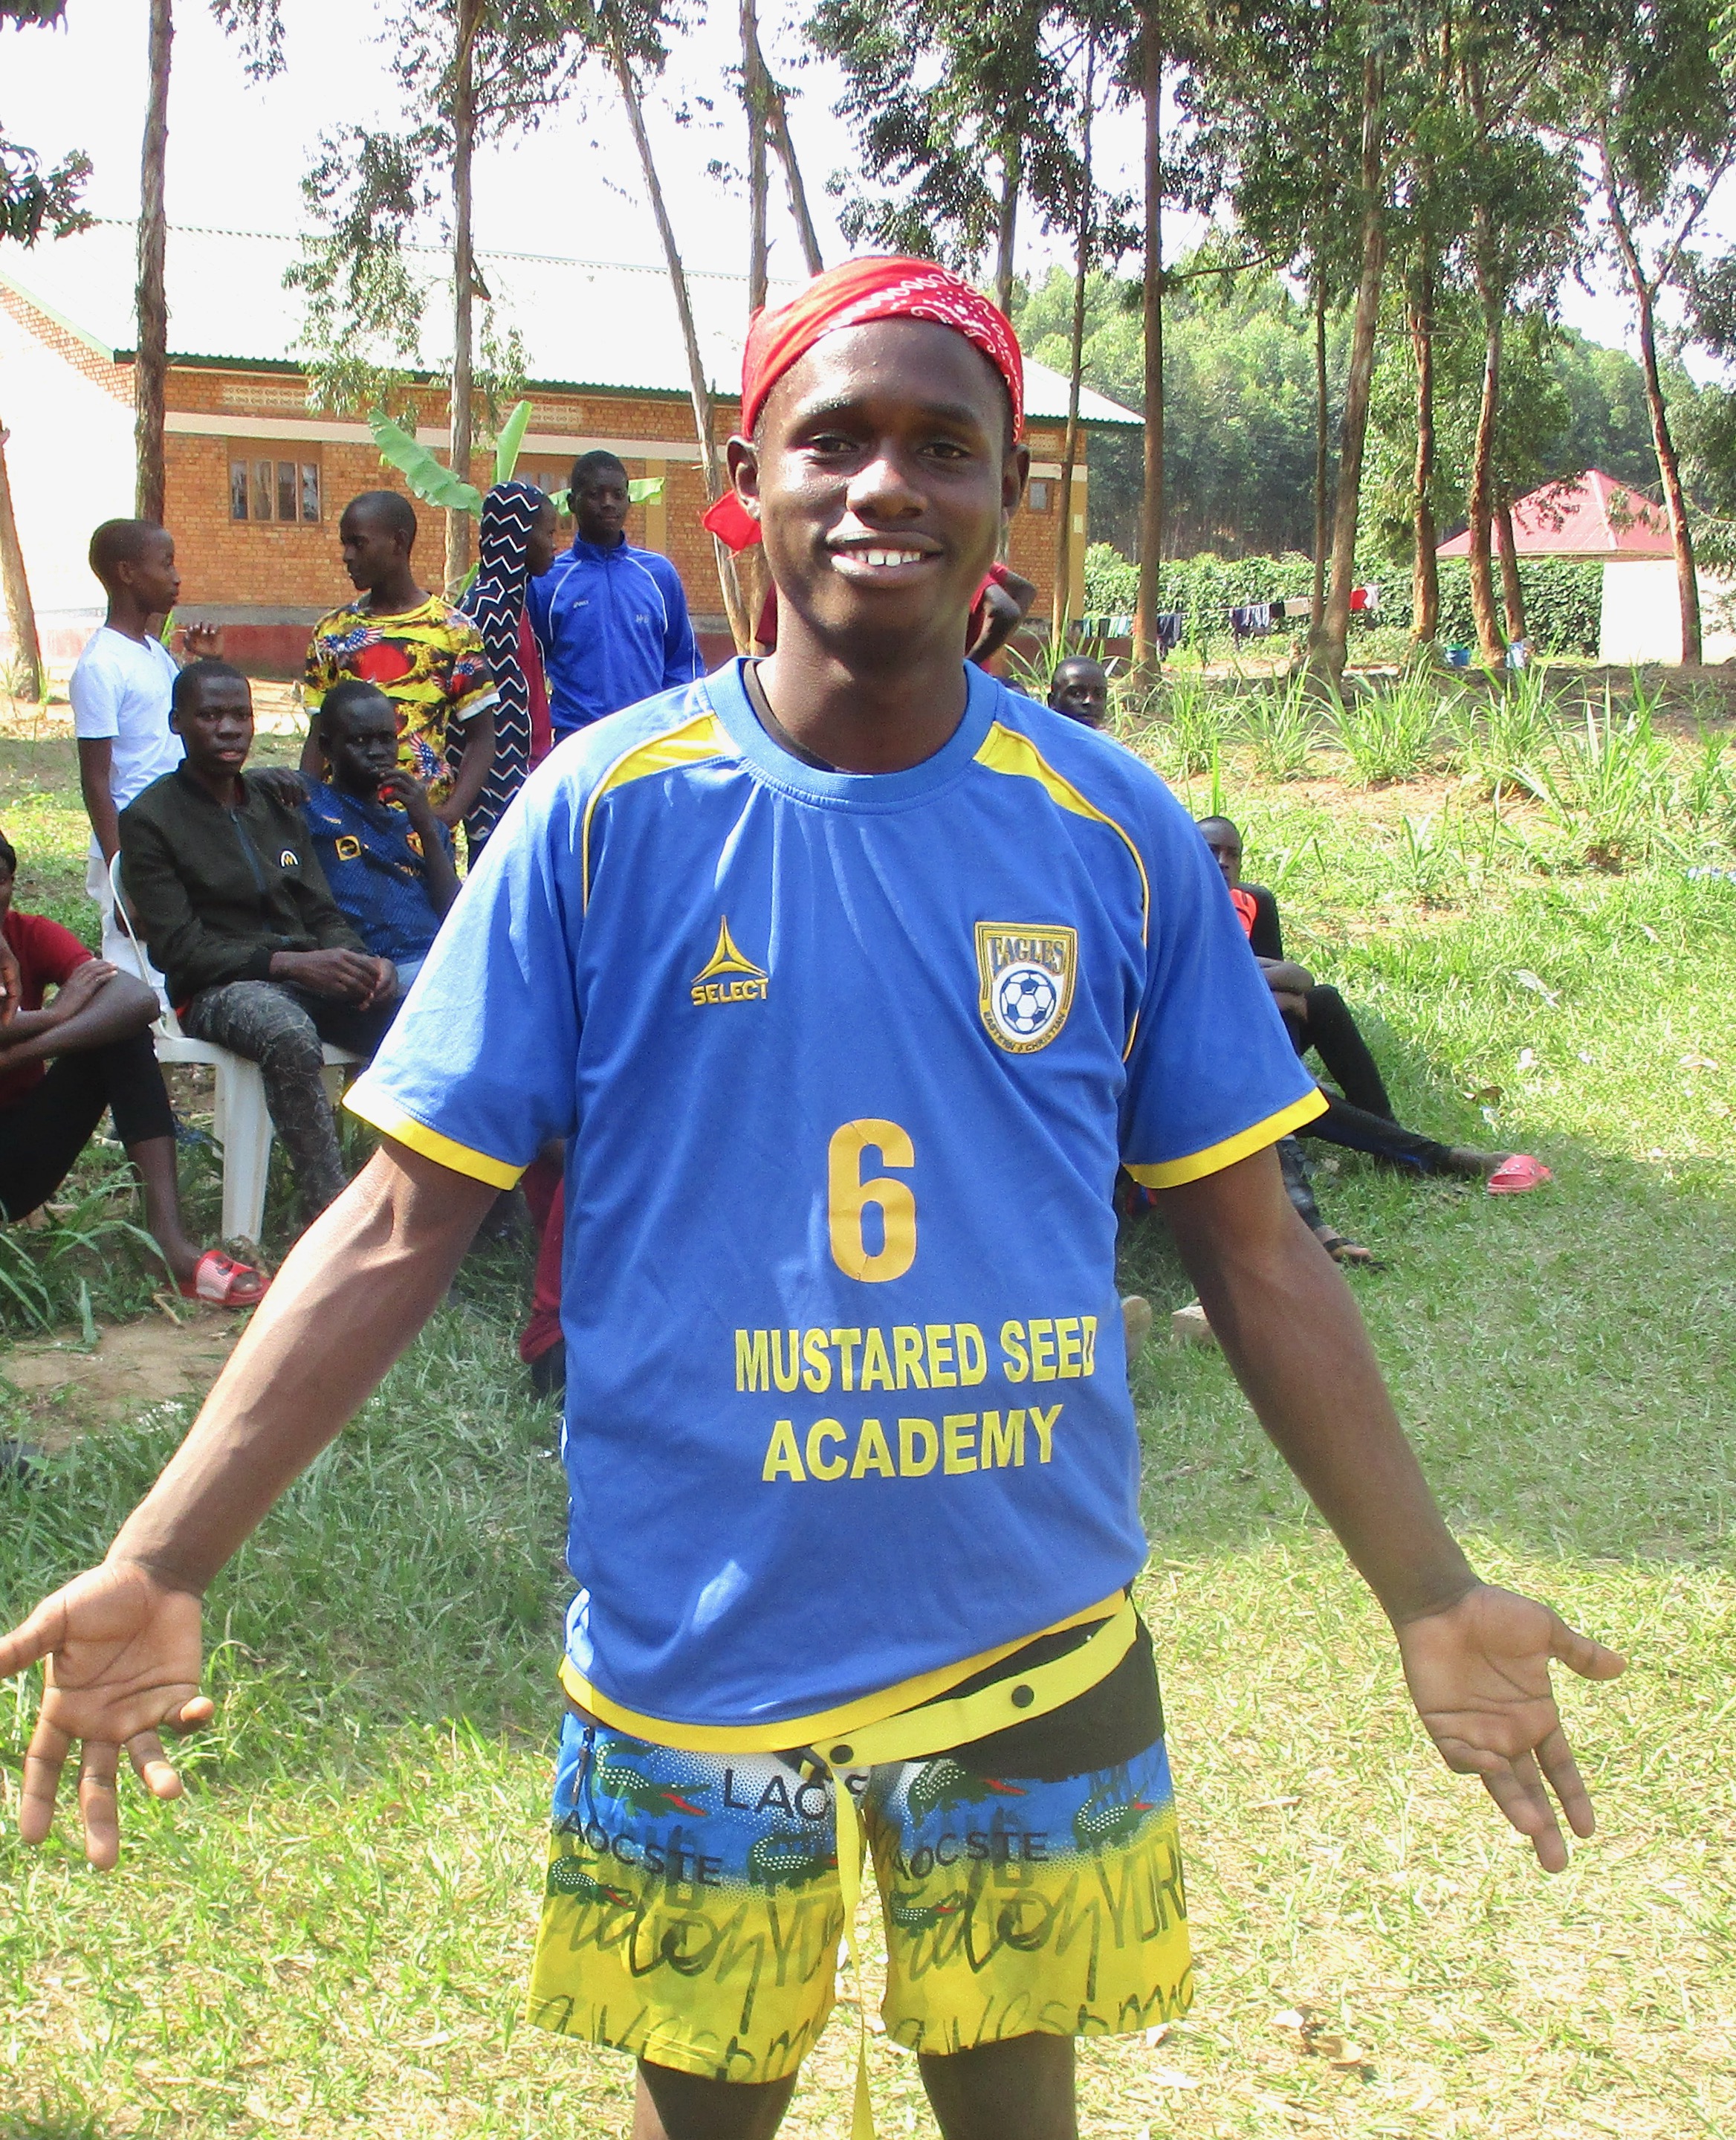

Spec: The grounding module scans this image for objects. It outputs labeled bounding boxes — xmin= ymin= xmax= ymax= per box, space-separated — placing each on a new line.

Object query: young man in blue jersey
xmin=527 ymin=448 xmax=704 ymax=739
xmin=1 ymin=259 xmax=1624 ymax=2140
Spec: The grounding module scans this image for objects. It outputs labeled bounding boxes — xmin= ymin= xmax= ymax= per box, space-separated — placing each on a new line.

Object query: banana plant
xmin=369 ymin=398 xmax=665 ymax=519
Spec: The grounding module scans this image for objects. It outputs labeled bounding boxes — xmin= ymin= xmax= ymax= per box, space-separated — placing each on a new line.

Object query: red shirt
xmin=520 ymin=607 xmax=553 ymax=768
xmin=1229 ymin=886 xmax=1258 ymax=940
xmin=0 ymin=909 xmax=93 ymax=1109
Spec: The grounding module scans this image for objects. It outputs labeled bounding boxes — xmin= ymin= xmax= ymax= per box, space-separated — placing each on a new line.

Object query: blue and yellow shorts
xmin=527 ymin=1619 xmax=1193 ymax=2082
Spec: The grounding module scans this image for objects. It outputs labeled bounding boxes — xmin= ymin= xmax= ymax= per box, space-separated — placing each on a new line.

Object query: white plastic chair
xmin=109 ymin=852 xmax=360 ymax=1245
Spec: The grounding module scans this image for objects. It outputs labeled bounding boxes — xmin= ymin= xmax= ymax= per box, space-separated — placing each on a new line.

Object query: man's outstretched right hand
xmin=0 ymin=1561 xmax=212 ymax=1869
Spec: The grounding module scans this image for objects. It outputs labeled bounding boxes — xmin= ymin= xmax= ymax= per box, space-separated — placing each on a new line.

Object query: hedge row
xmin=1081 ymin=544 xmax=1604 ymax=655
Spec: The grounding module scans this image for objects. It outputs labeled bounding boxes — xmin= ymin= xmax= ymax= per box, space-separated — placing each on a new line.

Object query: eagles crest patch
xmin=975 ymin=922 xmax=1078 ymax=1053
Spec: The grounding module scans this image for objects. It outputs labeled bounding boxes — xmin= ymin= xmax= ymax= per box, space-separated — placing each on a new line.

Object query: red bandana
xmin=702 ymin=256 xmax=1026 ymax=553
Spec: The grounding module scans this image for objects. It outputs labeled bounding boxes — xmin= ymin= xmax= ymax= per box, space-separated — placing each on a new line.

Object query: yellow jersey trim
xmin=559 ymin=1590 xmax=1130 ymax=1754
xmin=581 ymin=710 xmax=732 ymax=907
xmin=974 ymin=723 xmax=1151 ymax=947
xmin=343 ymin=1085 xmax=525 ymax=1190
xmin=1124 ymin=1087 xmax=1329 ymax=1190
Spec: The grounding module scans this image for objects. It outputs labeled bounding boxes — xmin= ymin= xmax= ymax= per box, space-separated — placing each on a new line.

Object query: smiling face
xmin=172 ymin=673 xmax=254 ymax=779
xmin=731 ymin=318 xmax=1027 ymax=666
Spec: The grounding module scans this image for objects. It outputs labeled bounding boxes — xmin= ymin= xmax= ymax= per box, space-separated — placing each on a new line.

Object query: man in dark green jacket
xmin=120 ymin=661 xmax=401 ymax=1222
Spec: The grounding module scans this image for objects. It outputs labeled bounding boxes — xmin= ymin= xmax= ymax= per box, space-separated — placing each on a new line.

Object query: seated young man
xmin=1198 ymin=813 xmax=1515 ymax=1180
xmin=119 ymin=661 xmax=399 ymax=1224
xmin=0 ymin=833 xmax=264 ymax=1304
xmin=301 ymin=680 xmax=460 ymax=993
xmin=4 ymin=263 xmax=1620 ymax=2140
xmin=1048 ymin=653 xmax=1110 ymax=728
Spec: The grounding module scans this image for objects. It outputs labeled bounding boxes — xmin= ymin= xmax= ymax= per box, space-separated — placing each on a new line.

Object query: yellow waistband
xmin=557 ymin=1590 xmax=1132 ymax=1755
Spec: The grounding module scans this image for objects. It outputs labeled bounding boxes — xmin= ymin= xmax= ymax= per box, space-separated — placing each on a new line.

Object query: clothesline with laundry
xmin=1072 ymin=586 xmax=1381 ymax=653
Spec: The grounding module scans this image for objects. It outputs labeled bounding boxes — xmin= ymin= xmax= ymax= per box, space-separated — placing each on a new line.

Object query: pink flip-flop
xmin=179 ymin=1248 xmax=271 ymax=1307
xmin=1486 ymin=1154 xmax=1552 ymax=1194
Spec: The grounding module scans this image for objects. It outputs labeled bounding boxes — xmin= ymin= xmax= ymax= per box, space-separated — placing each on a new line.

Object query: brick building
xmin=0 ymin=220 xmax=1139 ymax=676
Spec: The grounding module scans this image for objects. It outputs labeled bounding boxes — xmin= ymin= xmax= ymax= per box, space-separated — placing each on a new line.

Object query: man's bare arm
xmin=77 ymin=737 xmax=120 ymax=863
xmin=0 ymin=1140 xmax=499 ymax=1864
xmin=113 ymin=1139 xmax=498 ymax=1592
xmin=1157 ymin=1145 xmax=1625 ymax=1869
xmin=1159 ymin=1146 xmax=1474 ymax=1623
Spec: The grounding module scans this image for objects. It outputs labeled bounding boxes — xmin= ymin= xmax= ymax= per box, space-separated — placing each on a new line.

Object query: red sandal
xmin=1486 ymin=1154 xmax=1552 ymax=1195
xmin=178 ymin=1249 xmax=271 ymax=1307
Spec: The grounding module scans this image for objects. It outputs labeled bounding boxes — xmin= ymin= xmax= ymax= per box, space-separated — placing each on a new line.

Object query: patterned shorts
xmin=526 ymin=1652 xmax=1193 ymax=2083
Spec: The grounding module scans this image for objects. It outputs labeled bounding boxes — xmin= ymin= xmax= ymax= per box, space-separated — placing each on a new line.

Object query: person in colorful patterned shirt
xmin=2 ymin=261 xmax=1622 ymax=2140
xmin=302 ymin=491 xmax=497 ymax=829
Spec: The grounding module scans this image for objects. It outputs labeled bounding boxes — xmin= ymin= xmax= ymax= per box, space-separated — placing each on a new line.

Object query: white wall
xmin=0 ymin=303 xmax=135 ymax=641
xmin=1599 ymin=557 xmax=1736 ymax=665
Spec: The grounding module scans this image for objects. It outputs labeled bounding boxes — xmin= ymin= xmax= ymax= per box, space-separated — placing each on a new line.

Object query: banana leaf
xmin=369 ymin=410 xmax=483 ymax=515
xmin=493 ymin=399 xmax=533 ymax=484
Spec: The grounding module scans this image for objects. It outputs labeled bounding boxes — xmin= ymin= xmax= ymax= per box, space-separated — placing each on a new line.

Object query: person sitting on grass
xmin=1 ymin=259 xmax=1619 ymax=2140
xmin=1198 ymin=812 xmax=1521 ymax=1181
xmin=0 ymin=831 xmax=266 ymax=1305
xmin=1048 ymin=653 xmax=1110 ymax=728
xmin=299 ymin=681 xmax=460 ymax=995
xmin=119 ymin=661 xmax=400 ymax=1226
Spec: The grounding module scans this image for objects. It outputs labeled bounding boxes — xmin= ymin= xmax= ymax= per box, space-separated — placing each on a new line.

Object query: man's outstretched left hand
xmin=1396 ymin=1583 xmax=1626 ymax=1871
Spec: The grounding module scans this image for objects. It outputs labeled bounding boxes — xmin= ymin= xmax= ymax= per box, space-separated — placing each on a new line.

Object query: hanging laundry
xmin=1349 ymin=584 xmax=1381 ymax=615
xmin=1230 ymin=603 xmax=1275 ymax=640
xmin=1156 ymin=611 xmax=1185 ymax=655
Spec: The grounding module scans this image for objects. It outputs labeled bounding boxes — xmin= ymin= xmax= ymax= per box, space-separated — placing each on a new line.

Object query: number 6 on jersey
xmin=827 ymin=1119 xmax=916 ymax=1282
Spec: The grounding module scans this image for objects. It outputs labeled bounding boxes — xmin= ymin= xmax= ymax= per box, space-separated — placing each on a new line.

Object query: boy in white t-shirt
xmin=70 ymin=520 xmax=218 ymax=979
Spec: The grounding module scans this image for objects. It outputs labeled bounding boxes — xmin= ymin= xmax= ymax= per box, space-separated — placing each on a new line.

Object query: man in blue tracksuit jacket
xmin=527 ymin=449 xmax=705 ymax=739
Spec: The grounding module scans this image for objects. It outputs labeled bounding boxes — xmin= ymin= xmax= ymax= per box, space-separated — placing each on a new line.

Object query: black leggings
xmin=1287 ymin=985 xmax=1460 ymax=1174
xmin=0 ymin=1030 xmax=175 ymax=1221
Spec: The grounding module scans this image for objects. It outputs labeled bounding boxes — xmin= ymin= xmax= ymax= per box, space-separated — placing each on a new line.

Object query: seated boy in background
xmin=0 ymin=831 xmax=265 ymax=1305
xmin=302 ymin=681 xmax=459 ymax=993
xmin=1197 ymin=814 xmax=1516 ymax=1180
xmin=120 ymin=662 xmax=399 ymax=1225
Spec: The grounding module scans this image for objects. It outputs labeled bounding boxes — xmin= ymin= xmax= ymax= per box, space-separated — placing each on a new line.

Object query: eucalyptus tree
xmin=1 ymin=0 xmax=88 ymax=700
xmin=1552 ymin=0 xmax=1735 ymax=663
xmin=1445 ymin=4 xmax=1584 ymax=664
xmin=249 ymin=0 xmax=583 ymax=588
xmin=809 ymin=0 xmax=1079 ymax=316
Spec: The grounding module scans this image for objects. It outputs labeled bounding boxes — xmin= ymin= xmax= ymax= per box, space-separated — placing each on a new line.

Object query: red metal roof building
xmin=1435 ymin=469 xmax=1673 ymax=560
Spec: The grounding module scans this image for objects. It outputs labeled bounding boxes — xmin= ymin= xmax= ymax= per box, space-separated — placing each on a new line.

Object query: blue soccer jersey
xmin=347 ymin=660 xmax=1322 ymax=1735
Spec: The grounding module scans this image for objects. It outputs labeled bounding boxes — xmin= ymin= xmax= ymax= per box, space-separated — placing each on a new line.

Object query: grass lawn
xmin=2 ymin=691 xmax=1734 ymax=2138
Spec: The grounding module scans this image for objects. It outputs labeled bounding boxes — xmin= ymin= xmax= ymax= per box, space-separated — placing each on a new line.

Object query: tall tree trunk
xmin=606 ymin=15 xmax=750 ymax=650
xmin=993 ymin=137 xmax=1022 ymax=319
xmin=1466 ymin=290 xmax=1504 ymax=665
xmin=134 ymin=0 xmax=172 ymax=523
xmin=766 ymin=82 xmax=823 ymax=275
xmin=1312 ymin=53 xmax=1384 ymax=689
xmin=1604 ymin=165 xmax=1703 ymax=663
xmin=1051 ymin=38 xmax=1095 ymax=650
xmin=1311 ymin=261 xmax=1329 ymax=630
xmin=1408 ymin=266 xmax=1439 ymax=647
xmin=0 ymin=421 xmax=45 ymax=703
xmin=1134 ymin=16 xmax=1163 ymax=676
xmin=741 ymin=0 xmax=770 ymax=311
xmin=446 ymin=0 xmax=480 ymax=593
xmin=1497 ymin=500 xmax=1526 ymax=640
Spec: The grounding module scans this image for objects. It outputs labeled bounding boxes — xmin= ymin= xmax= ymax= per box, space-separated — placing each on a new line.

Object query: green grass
xmin=2 ymin=725 xmax=1735 ymax=2136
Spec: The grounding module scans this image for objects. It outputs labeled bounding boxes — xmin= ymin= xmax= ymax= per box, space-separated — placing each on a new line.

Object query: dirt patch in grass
xmin=1 ymin=1315 xmax=241 ymax=1449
